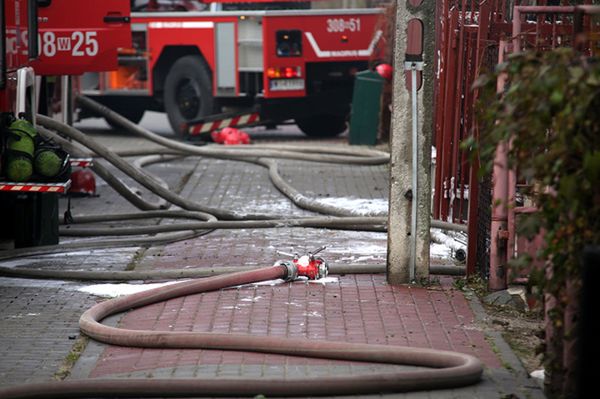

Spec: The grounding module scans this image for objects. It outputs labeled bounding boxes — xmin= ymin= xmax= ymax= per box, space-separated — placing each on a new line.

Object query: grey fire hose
xmin=0 ymin=262 xmax=464 ymax=282
xmin=37 ymin=114 xmax=272 ymax=220
xmin=38 ymin=126 xmax=170 ymax=211
xmin=0 ymin=265 xmax=481 ymax=399
xmin=0 ymin=107 xmax=472 ymax=398
xmin=131 ymin=154 xmax=183 ymax=209
xmin=59 ymin=216 xmax=386 ymax=237
xmin=0 ymin=230 xmax=210 ymax=262
xmin=61 ymin=209 xmax=216 ymax=224
xmin=76 ymin=95 xmax=391 ymax=165
xmin=38 ymin=112 xmax=467 ymax=232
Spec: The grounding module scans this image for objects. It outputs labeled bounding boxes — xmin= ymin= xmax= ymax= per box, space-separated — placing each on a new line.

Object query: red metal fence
xmin=431 ymin=0 xmax=598 ymax=281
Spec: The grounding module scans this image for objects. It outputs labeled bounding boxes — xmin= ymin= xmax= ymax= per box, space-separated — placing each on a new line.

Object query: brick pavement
xmin=0 ymin=281 xmax=95 ymax=385
xmin=88 ymin=275 xmax=500 ymax=378
xmin=0 ymin=120 xmax=545 ymax=397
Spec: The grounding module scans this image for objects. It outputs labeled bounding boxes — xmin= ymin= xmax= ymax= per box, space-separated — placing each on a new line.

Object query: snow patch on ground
xmin=303 ymin=311 xmax=323 ymax=318
xmin=327 ymin=244 xmax=387 ymax=255
xmin=308 ymin=276 xmax=339 ymax=285
xmin=78 ymin=281 xmax=181 ymax=298
xmin=236 ymin=279 xmax=286 ymax=288
xmin=530 ymin=369 xmax=545 ymax=382
xmin=229 ymin=198 xmax=296 ymax=216
xmin=430 ymin=228 xmax=467 ymax=260
xmin=315 ymin=197 xmax=388 ymax=216
xmin=6 ymin=313 xmax=41 ymax=318
xmin=240 ymin=296 xmax=263 ymax=302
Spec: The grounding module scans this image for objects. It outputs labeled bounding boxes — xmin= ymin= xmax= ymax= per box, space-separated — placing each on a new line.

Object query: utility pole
xmin=387 ymin=0 xmax=435 ymax=284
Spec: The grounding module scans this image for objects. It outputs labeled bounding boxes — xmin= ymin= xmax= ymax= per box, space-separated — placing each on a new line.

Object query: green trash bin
xmin=349 ymin=70 xmax=384 ymax=145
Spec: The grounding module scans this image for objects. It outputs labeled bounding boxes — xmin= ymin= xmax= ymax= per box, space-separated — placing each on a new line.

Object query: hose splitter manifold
xmin=277 ymin=246 xmax=329 ymax=281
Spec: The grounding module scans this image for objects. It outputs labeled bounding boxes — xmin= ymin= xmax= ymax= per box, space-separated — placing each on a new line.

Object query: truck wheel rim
xmin=176 ymin=78 xmax=201 ymax=119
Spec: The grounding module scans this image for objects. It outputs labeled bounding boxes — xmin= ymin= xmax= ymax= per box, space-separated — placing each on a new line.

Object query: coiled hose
xmin=0 ymin=103 xmax=474 ymax=398
xmin=0 ymin=265 xmax=482 ymax=399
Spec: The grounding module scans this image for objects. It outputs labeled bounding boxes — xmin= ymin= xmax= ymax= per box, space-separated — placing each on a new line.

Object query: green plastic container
xmin=348 ymin=70 xmax=384 ymax=146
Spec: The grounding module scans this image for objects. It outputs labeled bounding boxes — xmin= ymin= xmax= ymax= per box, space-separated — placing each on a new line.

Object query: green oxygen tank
xmin=6 ymin=119 xmax=37 ymax=182
xmin=34 ymin=150 xmax=64 ymax=177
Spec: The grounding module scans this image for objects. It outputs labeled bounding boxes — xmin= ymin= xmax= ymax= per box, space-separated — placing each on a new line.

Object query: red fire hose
xmin=0 ymin=263 xmax=483 ymax=399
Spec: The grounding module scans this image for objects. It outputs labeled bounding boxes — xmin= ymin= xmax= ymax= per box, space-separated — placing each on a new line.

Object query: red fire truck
xmin=79 ymin=0 xmax=385 ymax=137
xmin=1 ymin=0 xmax=130 ymax=247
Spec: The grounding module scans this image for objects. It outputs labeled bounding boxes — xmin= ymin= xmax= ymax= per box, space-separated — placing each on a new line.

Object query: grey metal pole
xmin=405 ymin=60 xmax=424 ymax=282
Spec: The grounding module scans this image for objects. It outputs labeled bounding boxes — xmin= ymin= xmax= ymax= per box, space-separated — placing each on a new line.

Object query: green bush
xmin=473 ymin=48 xmax=599 ymax=398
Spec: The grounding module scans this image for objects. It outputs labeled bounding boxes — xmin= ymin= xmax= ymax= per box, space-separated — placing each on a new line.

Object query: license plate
xmin=269 ymin=78 xmax=304 ymax=91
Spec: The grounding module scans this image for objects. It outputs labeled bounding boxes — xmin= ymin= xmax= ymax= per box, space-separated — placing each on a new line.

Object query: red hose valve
xmin=277 ymin=246 xmax=328 ymax=281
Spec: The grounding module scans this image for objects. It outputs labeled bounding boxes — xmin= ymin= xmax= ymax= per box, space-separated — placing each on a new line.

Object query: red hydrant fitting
xmin=276 ymin=246 xmax=329 ymax=281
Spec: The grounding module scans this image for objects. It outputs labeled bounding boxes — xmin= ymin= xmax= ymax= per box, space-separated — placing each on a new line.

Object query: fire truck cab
xmin=80 ymin=0 xmax=384 ymax=137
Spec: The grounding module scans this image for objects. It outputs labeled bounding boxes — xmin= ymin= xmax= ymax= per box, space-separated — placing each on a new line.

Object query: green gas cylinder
xmin=34 ymin=149 xmax=63 ymax=177
xmin=6 ymin=119 xmax=37 ymax=182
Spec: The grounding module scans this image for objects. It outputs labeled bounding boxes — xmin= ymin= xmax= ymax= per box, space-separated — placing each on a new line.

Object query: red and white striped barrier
xmin=70 ymin=158 xmax=93 ymax=168
xmin=188 ymin=112 xmax=260 ymax=136
xmin=0 ymin=181 xmax=71 ymax=193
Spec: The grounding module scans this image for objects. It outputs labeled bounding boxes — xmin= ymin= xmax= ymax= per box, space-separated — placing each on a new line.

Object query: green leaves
xmin=475 ymin=47 xmax=600 ymax=317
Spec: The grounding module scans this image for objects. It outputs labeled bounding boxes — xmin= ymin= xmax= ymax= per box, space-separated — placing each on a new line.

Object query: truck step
xmin=187 ymin=110 xmax=261 ymax=136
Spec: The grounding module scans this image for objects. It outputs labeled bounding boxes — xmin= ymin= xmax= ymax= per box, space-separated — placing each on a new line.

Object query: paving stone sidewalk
xmin=0 ymin=121 xmax=545 ymax=398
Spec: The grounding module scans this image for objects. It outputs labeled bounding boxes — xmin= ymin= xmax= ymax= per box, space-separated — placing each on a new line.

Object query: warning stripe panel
xmin=70 ymin=158 xmax=93 ymax=168
xmin=0 ymin=181 xmax=71 ymax=193
xmin=188 ymin=113 xmax=260 ymax=136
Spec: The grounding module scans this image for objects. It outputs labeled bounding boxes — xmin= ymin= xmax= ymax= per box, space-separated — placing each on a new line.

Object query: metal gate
xmin=432 ymin=0 xmax=598 ymax=280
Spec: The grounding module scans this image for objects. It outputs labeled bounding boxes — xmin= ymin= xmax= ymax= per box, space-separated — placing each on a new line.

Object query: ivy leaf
xmin=517 ymin=213 xmax=543 ymax=240
xmin=558 ymin=175 xmax=577 ymax=198
xmin=583 ymin=151 xmax=600 ymax=182
xmin=508 ymin=253 xmax=533 ymax=272
xmin=550 ymin=90 xmax=564 ymax=105
xmin=472 ymin=73 xmax=491 ymax=89
xmin=586 ymin=73 xmax=600 ymax=86
xmin=569 ymin=66 xmax=585 ymax=84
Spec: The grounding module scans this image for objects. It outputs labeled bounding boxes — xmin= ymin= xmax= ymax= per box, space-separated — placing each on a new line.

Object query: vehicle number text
xmin=39 ymin=31 xmax=99 ymax=58
xmin=326 ymin=18 xmax=361 ymax=33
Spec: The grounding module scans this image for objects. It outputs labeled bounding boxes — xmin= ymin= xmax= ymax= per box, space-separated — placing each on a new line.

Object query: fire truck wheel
xmin=164 ymin=55 xmax=214 ymax=137
xmin=295 ymin=114 xmax=348 ymax=137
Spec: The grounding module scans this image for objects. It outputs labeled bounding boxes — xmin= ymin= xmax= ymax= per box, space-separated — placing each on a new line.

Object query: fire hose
xmin=0 ymin=262 xmax=482 ymax=399
xmin=37 ymin=125 xmax=179 ymax=211
xmin=0 ymin=103 xmax=473 ymax=397
xmin=37 ymin=108 xmax=467 ymax=232
xmin=75 ymin=95 xmax=392 ymax=166
xmin=37 ymin=115 xmax=268 ymax=220
xmin=1 ymin=106 xmax=466 ymax=279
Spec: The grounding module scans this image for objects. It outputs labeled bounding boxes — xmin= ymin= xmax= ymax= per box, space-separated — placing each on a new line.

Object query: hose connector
xmin=277 ymin=260 xmax=298 ymax=282
xmin=295 ymin=254 xmax=328 ymax=280
xmin=275 ymin=247 xmax=328 ymax=281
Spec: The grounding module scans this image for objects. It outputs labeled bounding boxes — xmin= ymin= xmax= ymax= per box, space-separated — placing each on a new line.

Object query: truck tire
xmin=163 ymin=55 xmax=214 ymax=137
xmin=295 ymin=114 xmax=348 ymax=137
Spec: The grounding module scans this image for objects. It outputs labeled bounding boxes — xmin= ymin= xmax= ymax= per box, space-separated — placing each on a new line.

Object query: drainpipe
xmin=488 ymin=40 xmax=510 ymax=291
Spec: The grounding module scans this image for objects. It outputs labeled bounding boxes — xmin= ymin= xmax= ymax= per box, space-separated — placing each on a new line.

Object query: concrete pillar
xmin=387 ymin=0 xmax=435 ymax=284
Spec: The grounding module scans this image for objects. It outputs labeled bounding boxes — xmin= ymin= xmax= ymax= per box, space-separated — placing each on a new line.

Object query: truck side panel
xmin=4 ymin=0 xmax=33 ymax=76
xmin=31 ymin=0 xmax=131 ymax=76
xmin=142 ymin=16 xmax=239 ymax=95
xmin=262 ymin=12 xmax=382 ymax=99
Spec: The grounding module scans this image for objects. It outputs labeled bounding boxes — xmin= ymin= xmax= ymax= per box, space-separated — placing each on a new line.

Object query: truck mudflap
xmin=186 ymin=108 xmax=262 ymax=137
xmin=30 ymin=0 xmax=131 ymax=76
